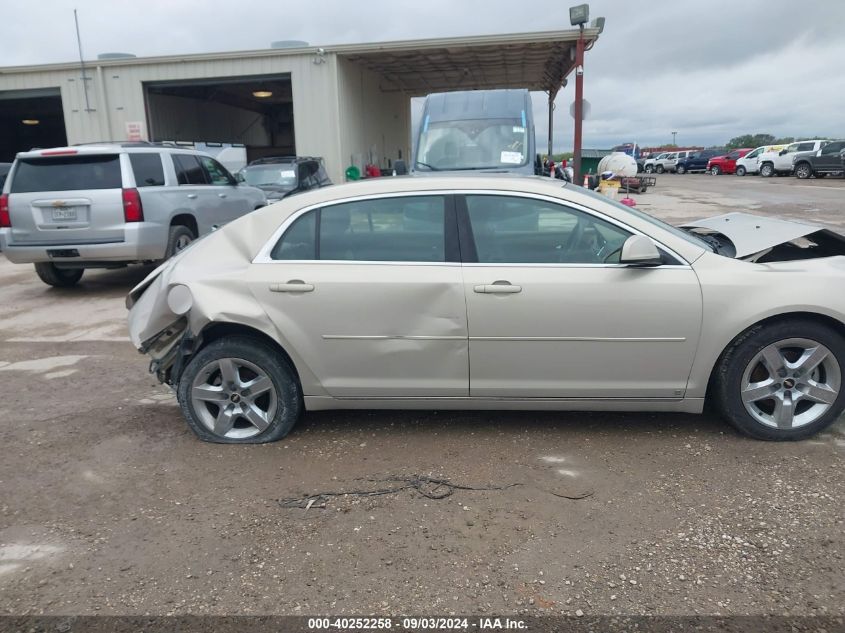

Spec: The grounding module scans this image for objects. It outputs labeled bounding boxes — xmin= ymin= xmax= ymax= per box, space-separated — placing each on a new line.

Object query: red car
xmin=707 ymin=149 xmax=752 ymax=175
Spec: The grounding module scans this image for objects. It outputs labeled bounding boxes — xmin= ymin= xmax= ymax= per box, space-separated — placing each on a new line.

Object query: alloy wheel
xmin=190 ymin=357 xmax=278 ymax=439
xmin=175 ymin=234 xmax=193 ymax=252
xmin=740 ymin=338 xmax=841 ymax=430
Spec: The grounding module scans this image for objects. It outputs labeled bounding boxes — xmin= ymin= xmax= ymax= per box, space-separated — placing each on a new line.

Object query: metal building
xmin=0 ymin=28 xmax=599 ymax=181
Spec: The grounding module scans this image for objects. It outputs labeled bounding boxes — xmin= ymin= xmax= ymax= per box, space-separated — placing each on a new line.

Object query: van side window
xmin=129 ymin=154 xmax=165 ymax=187
xmin=173 ymin=155 xmax=208 ymax=185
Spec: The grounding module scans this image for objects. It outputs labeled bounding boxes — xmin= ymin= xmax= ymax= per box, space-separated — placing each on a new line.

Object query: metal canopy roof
xmin=338 ymin=29 xmax=600 ymax=96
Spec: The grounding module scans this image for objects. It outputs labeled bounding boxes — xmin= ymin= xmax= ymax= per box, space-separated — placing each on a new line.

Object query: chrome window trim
xmin=252 ymin=189 xmax=692 ymax=268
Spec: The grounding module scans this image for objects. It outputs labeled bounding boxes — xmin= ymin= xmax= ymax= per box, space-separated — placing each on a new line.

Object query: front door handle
xmin=187 ymin=193 xmax=198 ymax=199
xmin=473 ymin=281 xmax=522 ymax=294
xmin=270 ymin=280 xmax=315 ymax=293
xmin=218 ymin=193 xmax=227 ymax=198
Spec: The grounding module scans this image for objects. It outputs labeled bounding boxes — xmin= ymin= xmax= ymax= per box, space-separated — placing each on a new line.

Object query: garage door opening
xmin=145 ymin=75 xmax=295 ymax=164
xmin=0 ymin=89 xmax=67 ymax=161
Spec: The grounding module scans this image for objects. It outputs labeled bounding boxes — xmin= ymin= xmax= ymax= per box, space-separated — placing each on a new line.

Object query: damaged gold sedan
xmin=127 ymin=176 xmax=845 ymax=443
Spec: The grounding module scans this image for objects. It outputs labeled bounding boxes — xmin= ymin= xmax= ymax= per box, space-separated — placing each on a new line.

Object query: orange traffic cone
xmin=582 ymin=174 xmax=589 ymax=187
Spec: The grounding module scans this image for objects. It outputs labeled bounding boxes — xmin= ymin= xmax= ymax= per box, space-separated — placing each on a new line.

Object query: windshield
xmin=416 ymin=117 xmax=528 ymax=170
xmin=242 ymin=165 xmax=298 ymax=188
xmin=574 ymin=185 xmax=714 ymax=253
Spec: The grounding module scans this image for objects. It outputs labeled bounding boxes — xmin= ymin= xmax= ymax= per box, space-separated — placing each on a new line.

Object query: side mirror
xmin=619 ymin=235 xmax=662 ymax=267
xmin=779 ymin=149 xmax=787 ymax=156
xmin=235 ymin=171 xmax=245 ymax=183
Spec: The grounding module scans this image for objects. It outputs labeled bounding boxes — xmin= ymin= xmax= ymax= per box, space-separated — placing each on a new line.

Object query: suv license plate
xmin=52 ymin=207 xmax=77 ymax=221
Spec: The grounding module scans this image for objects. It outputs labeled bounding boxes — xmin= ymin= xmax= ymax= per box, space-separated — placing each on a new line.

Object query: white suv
xmin=0 ymin=143 xmax=266 ymax=286
xmin=758 ymin=140 xmax=828 ymax=178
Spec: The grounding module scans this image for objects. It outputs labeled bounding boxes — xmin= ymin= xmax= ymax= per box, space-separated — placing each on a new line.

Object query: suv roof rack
xmin=247 ymin=155 xmax=323 ymax=166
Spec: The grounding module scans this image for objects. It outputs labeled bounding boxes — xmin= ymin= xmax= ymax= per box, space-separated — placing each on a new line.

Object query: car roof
xmin=246 ymin=156 xmax=321 ymax=166
xmin=15 ymin=143 xmax=211 ymax=159
xmin=234 ymin=175 xmax=706 ymax=264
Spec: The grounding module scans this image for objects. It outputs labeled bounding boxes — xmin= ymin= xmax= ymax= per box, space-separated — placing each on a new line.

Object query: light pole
xmin=568 ymin=5 xmax=603 ymax=185
xmin=672 ymin=131 xmax=677 ymax=146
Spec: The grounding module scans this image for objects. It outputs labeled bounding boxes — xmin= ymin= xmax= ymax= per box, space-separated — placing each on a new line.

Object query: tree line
xmin=723 ymin=133 xmax=832 ymax=150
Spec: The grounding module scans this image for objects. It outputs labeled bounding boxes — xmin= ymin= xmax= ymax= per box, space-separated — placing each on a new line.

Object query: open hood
xmin=682 ymin=212 xmax=845 ymax=261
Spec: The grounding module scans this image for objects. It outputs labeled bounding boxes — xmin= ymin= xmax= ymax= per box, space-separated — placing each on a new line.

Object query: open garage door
xmin=0 ymin=88 xmax=67 ymax=161
xmin=144 ymin=75 xmax=295 ymax=165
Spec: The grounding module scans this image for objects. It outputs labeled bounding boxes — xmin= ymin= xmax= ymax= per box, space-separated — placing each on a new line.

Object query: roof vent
xmin=271 ymin=40 xmax=309 ymax=49
xmin=97 ymin=52 xmax=136 ymax=60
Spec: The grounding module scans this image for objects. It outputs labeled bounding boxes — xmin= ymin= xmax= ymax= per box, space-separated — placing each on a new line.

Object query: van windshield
xmin=416 ymin=118 xmax=528 ymax=170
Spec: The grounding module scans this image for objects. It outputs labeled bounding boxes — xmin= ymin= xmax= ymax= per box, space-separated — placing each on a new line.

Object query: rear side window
xmin=173 ymin=154 xmax=208 ymax=185
xmin=10 ymin=155 xmax=122 ymax=193
xmin=270 ymin=196 xmax=447 ymax=262
xmin=129 ymin=153 xmax=165 ymax=187
xmin=796 ymin=142 xmax=815 ymax=152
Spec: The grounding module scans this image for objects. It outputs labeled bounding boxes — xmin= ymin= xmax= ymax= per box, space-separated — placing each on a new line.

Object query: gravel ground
xmin=0 ymin=175 xmax=843 ymax=617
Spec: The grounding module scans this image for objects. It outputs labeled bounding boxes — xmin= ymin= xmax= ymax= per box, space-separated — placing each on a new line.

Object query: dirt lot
xmin=0 ymin=175 xmax=843 ymax=618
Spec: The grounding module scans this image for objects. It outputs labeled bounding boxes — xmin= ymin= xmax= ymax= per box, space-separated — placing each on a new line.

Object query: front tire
xmin=177 ymin=336 xmax=302 ymax=444
xmin=644 ymin=165 xmax=654 ymax=174
xmin=713 ymin=320 xmax=845 ymax=440
xmin=676 ymin=165 xmax=686 ymax=174
xmin=656 ymin=165 xmax=665 ymax=174
xmin=735 ymin=165 xmax=746 ymax=177
xmin=33 ymin=263 xmax=84 ymax=288
xmin=710 ymin=165 xmax=722 ymax=175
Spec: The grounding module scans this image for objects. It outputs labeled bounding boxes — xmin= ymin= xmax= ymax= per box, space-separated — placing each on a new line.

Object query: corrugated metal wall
xmin=0 ymin=52 xmax=351 ymax=180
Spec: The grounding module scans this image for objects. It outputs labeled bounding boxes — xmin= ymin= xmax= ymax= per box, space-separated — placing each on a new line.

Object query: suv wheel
xmin=795 ymin=163 xmax=813 ymax=179
xmin=34 ymin=263 xmax=84 ymax=288
xmin=676 ymin=165 xmax=686 ymax=174
xmin=166 ymin=225 xmax=196 ymax=258
xmin=760 ymin=163 xmax=774 ymax=178
xmin=710 ymin=165 xmax=722 ymax=175
xmin=177 ymin=336 xmax=302 ymax=444
xmin=714 ymin=320 xmax=845 ymax=440
xmin=655 ymin=165 xmax=665 ymax=174
xmin=644 ymin=165 xmax=654 ymax=173
xmin=735 ymin=165 xmax=746 ymax=177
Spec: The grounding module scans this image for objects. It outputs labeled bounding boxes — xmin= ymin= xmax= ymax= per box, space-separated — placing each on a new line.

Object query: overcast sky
xmin=4 ymin=0 xmax=843 ymax=150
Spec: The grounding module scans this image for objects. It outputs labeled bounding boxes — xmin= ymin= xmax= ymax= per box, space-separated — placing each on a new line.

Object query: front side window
xmin=465 ymin=195 xmax=632 ymax=264
xmin=727 ymin=152 xmax=740 ymax=160
xmin=745 ymin=148 xmax=762 ymax=159
xmin=416 ymin=117 xmax=529 ymax=170
xmin=200 ymin=157 xmax=233 ymax=186
xmin=129 ymin=153 xmax=165 ymax=187
xmin=173 ymin=154 xmax=208 ymax=185
xmin=270 ymin=196 xmax=447 ymax=262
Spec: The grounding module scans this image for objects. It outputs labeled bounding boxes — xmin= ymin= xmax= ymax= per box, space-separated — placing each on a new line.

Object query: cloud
xmin=3 ymin=0 xmax=842 ymax=151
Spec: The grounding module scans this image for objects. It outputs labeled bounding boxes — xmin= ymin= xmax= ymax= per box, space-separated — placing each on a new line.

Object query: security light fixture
xmin=22 ymin=119 xmax=40 ymax=125
xmin=591 ymin=16 xmax=605 ymax=33
xmin=252 ymin=90 xmax=273 ymax=98
xmin=569 ymin=3 xmax=589 ymax=26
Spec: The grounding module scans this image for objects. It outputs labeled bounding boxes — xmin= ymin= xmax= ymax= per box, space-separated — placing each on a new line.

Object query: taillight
xmin=122 ymin=188 xmax=143 ymax=222
xmin=0 ymin=194 xmax=10 ymax=228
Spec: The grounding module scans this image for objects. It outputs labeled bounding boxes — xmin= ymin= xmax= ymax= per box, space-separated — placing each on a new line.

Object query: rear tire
xmin=676 ymin=165 xmax=686 ymax=174
xmin=713 ymin=319 xmax=845 ymax=441
xmin=165 ymin=225 xmax=196 ymax=259
xmin=33 ymin=263 xmax=84 ymax=288
xmin=794 ymin=163 xmax=813 ymax=179
xmin=644 ymin=165 xmax=654 ymax=174
xmin=177 ymin=336 xmax=302 ymax=444
xmin=760 ymin=163 xmax=774 ymax=178
xmin=735 ymin=165 xmax=746 ymax=177
xmin=655 ymin=165 xmax=665 ymax=174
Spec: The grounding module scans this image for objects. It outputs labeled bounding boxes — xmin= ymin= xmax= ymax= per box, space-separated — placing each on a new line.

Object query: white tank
xmin=597 ymin=152 xmax=638 ymax=178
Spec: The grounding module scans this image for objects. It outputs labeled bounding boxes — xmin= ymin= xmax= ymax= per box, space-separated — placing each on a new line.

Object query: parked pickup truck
xmin=674 ymin=149 xmax=724 ymax=174
xmin=707 ymin=149 xmax=752 ymax=175
xmin=792 ymin=140 xmax=845 ymax=179
xmin=759 ymin=140 xmax=829 ymax=177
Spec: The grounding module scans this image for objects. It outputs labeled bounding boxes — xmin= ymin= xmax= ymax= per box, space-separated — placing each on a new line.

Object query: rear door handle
xmin=473 ymin=281 xmax=522 ymax=294
xmin=270 ymin=280 xmax=315 ymax=293
xmin=218 ymin=193 xmax=227 ymax=198
xmin=187 ymin=193 xmax=198 ymax=199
